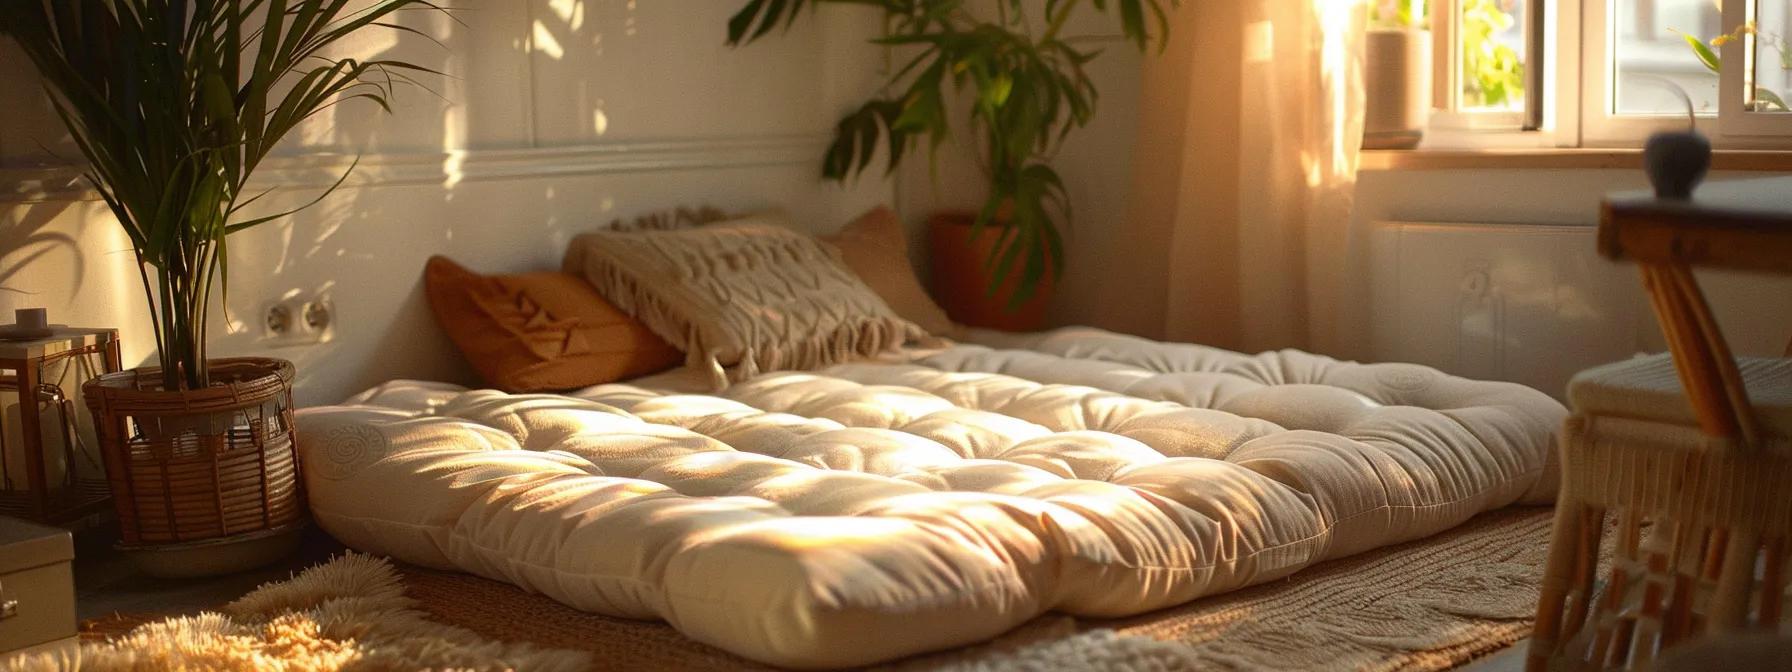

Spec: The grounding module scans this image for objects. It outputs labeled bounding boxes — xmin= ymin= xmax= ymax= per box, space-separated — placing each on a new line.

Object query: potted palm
xmin=0 ymin=0 xmax=441 ymax=576
xmin=728 ymin=0 xmax=1177 ymax=330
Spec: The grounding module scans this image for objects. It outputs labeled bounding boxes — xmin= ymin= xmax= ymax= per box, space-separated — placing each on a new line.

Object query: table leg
xmin=103 ymin=334 xmax=122 ymax=373
xmin=12 ymin=358 xmax=46 ymax=519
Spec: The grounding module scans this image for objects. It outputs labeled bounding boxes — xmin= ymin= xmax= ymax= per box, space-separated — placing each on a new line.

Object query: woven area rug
xmin=57 ymin=507 xmax=1578 ymax=671
xmin=400 ymin=506 xmax=1572 ymax=671
xmin=1097 ymin=506 xmax=1569 ymax=671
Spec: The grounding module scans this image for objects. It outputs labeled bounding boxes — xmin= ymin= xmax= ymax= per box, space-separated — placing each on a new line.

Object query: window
xmin=1459 ymin=0 xmax=1531 ymax=114
xmin=1612 ymin=0 xmax=1719 ymax=115
xmin=1418 ymin=0 xmax=1792 ymax=147
xmin=1717 ymin=0 xmax=1792 ymax=139
xmin=1428 ymin=0 xmax=1550 ymax=141
xmin=1748 ymin=0 xmax=1792 ymax=113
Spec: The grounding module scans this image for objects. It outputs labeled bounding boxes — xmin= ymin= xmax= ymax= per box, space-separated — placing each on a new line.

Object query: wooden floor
xmin=73 ymin=523 xmax=344 ymax=623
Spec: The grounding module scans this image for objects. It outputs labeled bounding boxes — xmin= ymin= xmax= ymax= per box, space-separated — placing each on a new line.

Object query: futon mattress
xmin=295 ymin=327 xmax=1563 ymax=668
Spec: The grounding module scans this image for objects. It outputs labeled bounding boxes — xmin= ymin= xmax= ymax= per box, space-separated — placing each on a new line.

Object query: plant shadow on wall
xmin=0 ymin=38 xmax=80 ymax=306
xmin=727 ymin=0 xmax=1178 ymax=310
xmin=212 ymin=8 xmax=461 ymax=400
xmin=0 ymin=185 xmax=80 ymax=301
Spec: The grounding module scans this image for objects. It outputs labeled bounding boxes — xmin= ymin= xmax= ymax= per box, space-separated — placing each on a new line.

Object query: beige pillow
xmin=819 ymin=206 xmax=955 ymax=336
xmin=563 ymin=213 xmax=924 ymax=387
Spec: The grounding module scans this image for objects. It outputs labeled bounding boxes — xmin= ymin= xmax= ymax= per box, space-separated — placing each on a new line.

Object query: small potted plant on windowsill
xmin=1365 ymin=0 xmax=1431 ymax=149
xmin=0 ymin=0 xmax=442 ymax=577
xmin=728 ymin=0 xmax=1177 ymax=331
xmin=1677 ymin=22 xmax=1790 ymax=112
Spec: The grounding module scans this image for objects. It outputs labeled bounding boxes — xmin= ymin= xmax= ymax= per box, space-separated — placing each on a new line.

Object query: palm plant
xmin=0 ymin=0 xmax=443 ymax=390
xmin=728 ymin=0 xmax=1177 ymax=305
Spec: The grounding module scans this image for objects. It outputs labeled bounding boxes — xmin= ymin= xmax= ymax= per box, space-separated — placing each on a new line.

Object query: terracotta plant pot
xmin=927 ymin=211 xmax=1055 ymax=332
xmin=84 ymin=357 xmax=305 ymax=577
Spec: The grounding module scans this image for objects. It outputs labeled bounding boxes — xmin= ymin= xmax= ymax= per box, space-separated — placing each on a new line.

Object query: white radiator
xmin=1369 ymin=221 xmax=1792 ymax=399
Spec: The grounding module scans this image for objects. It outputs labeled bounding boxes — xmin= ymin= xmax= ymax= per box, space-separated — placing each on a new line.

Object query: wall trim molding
xmin=0 ymin=134 xmax=833 ymax=203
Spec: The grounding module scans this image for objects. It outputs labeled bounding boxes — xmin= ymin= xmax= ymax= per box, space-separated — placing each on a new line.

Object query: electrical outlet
xmin=261 ymin=294 xmax=334 ymax=347
xmin=301 ymin=297 xmax=335 ymax=340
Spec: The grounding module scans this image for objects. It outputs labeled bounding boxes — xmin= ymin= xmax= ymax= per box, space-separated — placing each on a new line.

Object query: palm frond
xmin=0 ymin=0 xmax=447 ymax=388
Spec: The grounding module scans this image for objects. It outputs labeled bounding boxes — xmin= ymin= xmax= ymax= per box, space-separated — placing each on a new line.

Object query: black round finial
xmin=1643 ymin=131 xmax=1711 ymax=200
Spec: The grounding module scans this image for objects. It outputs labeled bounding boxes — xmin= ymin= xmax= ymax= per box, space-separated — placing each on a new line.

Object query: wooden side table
xmin=1529 ymin=177 xmax=1792 ymax=671
xmin=0 ymin=328 xmax=121 ymax=523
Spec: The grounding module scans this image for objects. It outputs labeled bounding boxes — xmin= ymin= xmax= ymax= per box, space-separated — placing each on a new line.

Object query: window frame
xmin=1425 ymin=0 xmax=1580 ymax=148
xmin=1715 ymin=0 xmax=1792 ymax=141
xmin=1417 ymin=0 xmax=1792 ymax=150
xmin=1579 ymin=0 xmax=1721 ymax=146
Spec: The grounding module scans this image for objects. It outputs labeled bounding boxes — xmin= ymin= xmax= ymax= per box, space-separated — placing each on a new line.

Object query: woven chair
xmin=1528 ymin=178 xmax=1792 ymax=671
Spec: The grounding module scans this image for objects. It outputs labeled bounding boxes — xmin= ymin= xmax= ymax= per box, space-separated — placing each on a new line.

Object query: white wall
xmin=0 ymin=1 xmax=893 ymax=406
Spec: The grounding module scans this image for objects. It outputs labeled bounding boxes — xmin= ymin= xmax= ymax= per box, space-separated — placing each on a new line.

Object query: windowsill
xmin=1360 ymin=148 xmax=1792 ymax=172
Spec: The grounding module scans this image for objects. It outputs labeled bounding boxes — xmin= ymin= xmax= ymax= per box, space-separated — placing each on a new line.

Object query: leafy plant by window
xmin=1461 ymin=0 xmax=1524 ymax=109
xmin=1677 ymin=22 xmax=1790 ymax=111
xmin=1372 ymin=0 xmax=1428 ymax=30
xmin=0 ymin=0 xmax=445 ymax=389
xmin=727 ymin=0 xmax=1177 ymax=306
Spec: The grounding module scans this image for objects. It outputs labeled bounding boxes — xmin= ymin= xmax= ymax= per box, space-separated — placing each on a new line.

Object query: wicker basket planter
xmin=83 ymin=357 xmax=305 ymax=575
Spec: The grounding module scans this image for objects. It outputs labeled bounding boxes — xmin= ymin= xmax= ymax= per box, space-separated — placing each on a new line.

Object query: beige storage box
xmin=0 ymin=516 xmax=75 ymax=659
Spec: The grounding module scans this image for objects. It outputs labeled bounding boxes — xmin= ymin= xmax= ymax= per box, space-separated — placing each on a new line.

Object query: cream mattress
xmin=295 ymin=327 xmax=1563 ymax=669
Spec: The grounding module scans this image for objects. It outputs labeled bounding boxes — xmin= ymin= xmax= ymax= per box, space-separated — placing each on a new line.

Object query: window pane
xmin=1460 ymin=0 xmax=1527 ymax=111
xmin=1752 ymin=0 xmax=1792 ymax=113
xmin=1613 ymin=0 xmax=1720 ymax=115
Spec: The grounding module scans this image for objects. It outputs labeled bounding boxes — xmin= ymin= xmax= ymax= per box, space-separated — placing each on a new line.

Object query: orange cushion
xmin=423 ymin=256 xmax=682 ymax=392
xmin=820 ymin=206 xmax=956 ymax=336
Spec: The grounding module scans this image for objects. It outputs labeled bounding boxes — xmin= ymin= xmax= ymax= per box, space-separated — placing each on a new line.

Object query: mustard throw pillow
xmin=423 ymin=256 xmax=682 ymax=392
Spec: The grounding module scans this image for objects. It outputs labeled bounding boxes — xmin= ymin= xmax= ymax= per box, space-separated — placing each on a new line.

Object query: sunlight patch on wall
xmin=1315 ymin=0 xmax=1365 ymax=186
xmin=533 ymin=20 xmax=566 ymax=61
xmin=1244 ymin=20 xmax=1274 ymax=63
xmin=548 ymin=0 xmax=585 ymax=31
xmin=443 ymin=150 xmax=468 ymax=189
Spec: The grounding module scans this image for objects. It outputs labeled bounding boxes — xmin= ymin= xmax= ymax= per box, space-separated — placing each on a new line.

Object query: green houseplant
xmin=728 ymin=0 xmax=1177 ymax=320
xmin=0 ymin=0 xmax=440 ymax=572
xmin=1678 ymin=22 xmax=1789 ymax=112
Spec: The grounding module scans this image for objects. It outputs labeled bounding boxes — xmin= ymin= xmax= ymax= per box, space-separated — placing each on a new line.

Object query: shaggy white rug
xmin=2 ymin=554 xmax=588 ymax=672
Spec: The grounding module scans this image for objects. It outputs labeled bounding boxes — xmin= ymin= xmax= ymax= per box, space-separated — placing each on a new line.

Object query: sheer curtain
xmin=1121 ymin=0 xmax=1367 ymax=354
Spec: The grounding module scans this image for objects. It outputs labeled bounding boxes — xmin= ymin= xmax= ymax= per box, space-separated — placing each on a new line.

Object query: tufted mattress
xmin=295 ymin=327 xmax=1564 ymax=669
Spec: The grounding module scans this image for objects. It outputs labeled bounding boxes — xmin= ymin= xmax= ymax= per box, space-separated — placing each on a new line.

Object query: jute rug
xmin=57 ymin=506 xmax=1580 ymax=671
